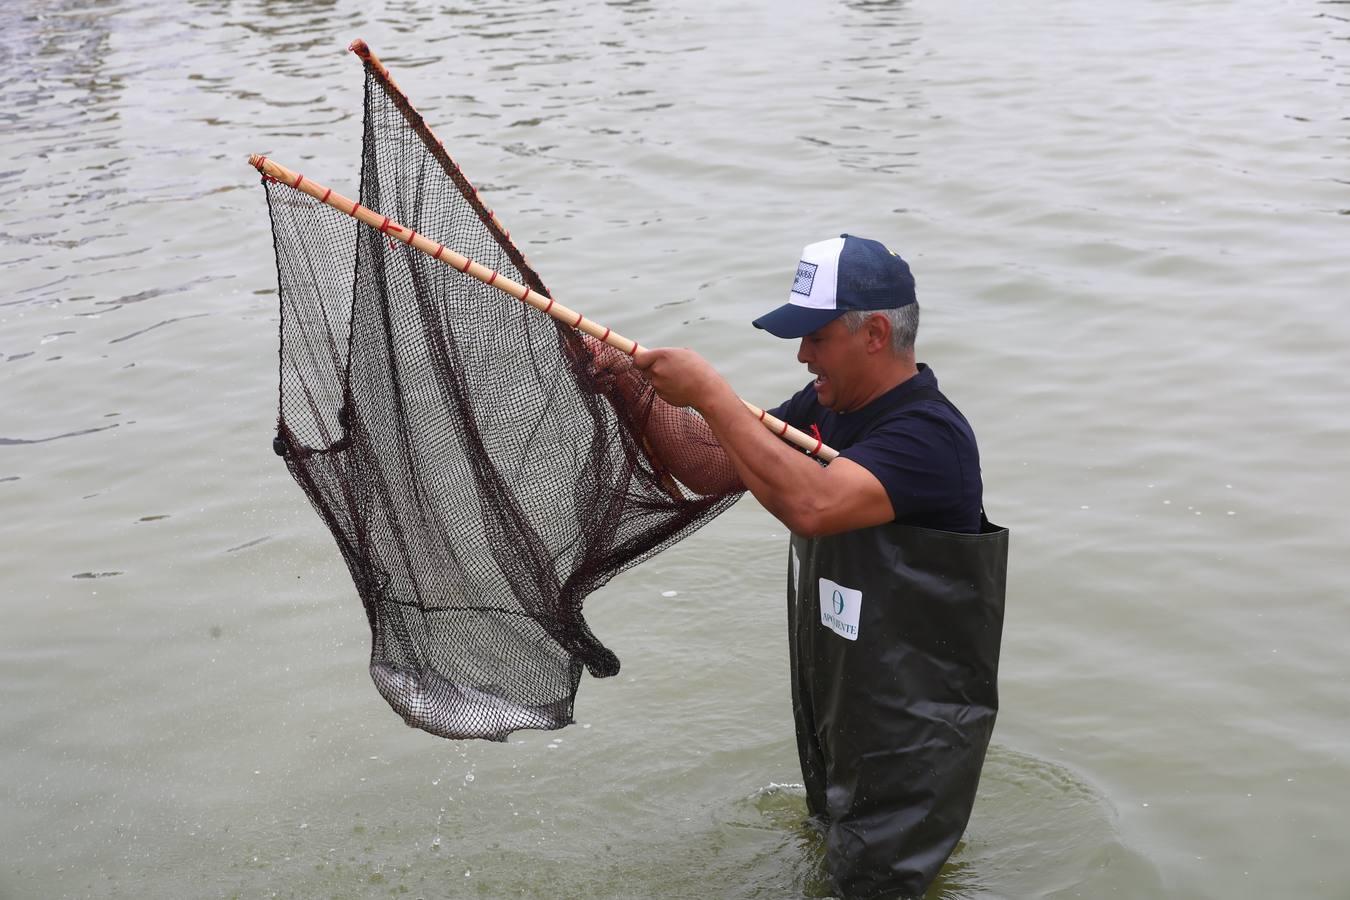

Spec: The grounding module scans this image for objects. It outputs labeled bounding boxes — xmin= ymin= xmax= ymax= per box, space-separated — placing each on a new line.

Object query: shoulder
xmin=861 ymin=366 xmax=977 ymax=452
xmin=849 ymin=400 xmax=977 ymax=464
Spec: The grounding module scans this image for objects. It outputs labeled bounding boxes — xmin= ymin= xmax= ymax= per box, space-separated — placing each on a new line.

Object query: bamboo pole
xmin=348 ymin=38 xmax=528 ymax=265
xmin=248 ymin=154 xmax=838 ymax=462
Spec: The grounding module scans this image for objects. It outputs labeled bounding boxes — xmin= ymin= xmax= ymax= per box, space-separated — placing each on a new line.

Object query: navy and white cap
xmin=752 ymin=234 xmax=916 ymax=339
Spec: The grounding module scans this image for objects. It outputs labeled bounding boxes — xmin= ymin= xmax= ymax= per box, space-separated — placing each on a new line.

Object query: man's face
xmin=796 ymin=317 xmax=870 ymax=412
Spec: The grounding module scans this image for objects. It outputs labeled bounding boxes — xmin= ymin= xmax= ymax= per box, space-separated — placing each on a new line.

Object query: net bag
xmin=259 ymin=44 xmax=742 ymax=741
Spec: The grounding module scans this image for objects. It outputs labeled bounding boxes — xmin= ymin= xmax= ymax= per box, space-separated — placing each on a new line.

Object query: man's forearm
xmin=602 ymin=366 xmax=741 ymax=496
xmin=639 ymin=395 xmax=741 ymax=496
xmin=629 ymin=346 xmax=894 ymax=537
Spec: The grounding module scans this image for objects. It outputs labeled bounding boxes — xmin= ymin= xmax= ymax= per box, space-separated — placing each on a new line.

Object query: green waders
xmin=788 ymin=515 xmax=1009 ymax=898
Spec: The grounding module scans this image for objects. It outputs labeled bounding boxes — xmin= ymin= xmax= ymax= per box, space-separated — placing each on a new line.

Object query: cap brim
xmin=751 ymin=304 xmax=845 ymax=339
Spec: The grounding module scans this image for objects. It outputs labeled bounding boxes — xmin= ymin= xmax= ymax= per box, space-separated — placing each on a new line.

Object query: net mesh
xmin=261 ymin=58 xmax=742 ymax=741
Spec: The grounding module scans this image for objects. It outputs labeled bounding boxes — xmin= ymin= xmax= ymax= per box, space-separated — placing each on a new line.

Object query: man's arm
xmin=583 ymin=339 xmax=742 ymax=497
xmin=637 ymin=396 xmax=743 ymax=497
xmin=634 ymin=348 xmax=895 ymax=537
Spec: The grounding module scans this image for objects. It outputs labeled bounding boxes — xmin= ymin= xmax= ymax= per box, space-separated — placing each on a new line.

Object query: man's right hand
xmin=633 ymin=347 xmax=737 ymax=415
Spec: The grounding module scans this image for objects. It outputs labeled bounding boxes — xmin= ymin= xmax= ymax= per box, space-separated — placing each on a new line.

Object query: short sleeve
xmin=839 ymin=404 xmax=981 ymax=530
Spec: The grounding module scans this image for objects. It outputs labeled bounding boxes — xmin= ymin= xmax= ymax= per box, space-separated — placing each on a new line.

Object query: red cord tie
xmin=257 ymin=157 xmax=281 ymax=185
xmin=378 ymin=217 xmax=399 ymax=249
xmin=256 ymin=157 xmax=281 ymax=185
xmin=809 ymin=423 xmax=823 ymax=456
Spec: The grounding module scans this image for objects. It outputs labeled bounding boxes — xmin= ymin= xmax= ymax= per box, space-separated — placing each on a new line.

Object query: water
xmin=2 ymin=0 xmax=1347 ymax=896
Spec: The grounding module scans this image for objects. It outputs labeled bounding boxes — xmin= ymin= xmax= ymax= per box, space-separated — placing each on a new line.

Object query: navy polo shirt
xmin=769 ymin=364 xmax=983 ymax=534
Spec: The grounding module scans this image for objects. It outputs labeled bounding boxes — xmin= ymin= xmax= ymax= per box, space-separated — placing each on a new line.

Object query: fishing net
xmin=259 ymin=49 xmax=742 ymax=741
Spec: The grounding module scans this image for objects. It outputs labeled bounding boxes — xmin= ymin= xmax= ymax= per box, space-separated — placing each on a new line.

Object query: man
xmin=597 ymin=234 xmax=1008 ymax=899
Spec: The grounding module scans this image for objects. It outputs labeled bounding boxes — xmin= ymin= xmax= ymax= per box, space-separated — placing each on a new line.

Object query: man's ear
xmin=865 ymin=312 xmax=892 ymax=353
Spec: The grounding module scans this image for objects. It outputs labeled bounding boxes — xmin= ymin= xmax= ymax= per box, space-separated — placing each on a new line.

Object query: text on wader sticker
xmin=818 ymin=577 xmax=861 ymax=641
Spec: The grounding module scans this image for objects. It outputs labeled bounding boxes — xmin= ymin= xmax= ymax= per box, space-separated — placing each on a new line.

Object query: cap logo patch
xmin=791 ymin=260 xmax=818 ymax=297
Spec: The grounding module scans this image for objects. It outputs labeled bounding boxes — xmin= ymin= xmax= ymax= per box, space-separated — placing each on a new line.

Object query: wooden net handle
xmin=248 ymin=154 xmax=838 ymax=462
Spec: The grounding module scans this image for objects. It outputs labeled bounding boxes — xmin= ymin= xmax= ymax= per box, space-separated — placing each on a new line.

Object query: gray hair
xmin=840 ymin=304 xmax=919 ymax=355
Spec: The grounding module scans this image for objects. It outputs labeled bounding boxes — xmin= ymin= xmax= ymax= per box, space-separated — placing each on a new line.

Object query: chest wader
xmin=787 ymin=515 xmax=1008 ymax=899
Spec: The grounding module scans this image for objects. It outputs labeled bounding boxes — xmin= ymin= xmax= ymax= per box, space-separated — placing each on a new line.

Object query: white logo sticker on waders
xmin=818 ymin=577 xmax=862 ymax=640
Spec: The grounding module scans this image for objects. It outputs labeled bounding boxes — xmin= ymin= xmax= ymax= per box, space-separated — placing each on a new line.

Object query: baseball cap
xmin=751 ymin=234 xmax=916 ymax=339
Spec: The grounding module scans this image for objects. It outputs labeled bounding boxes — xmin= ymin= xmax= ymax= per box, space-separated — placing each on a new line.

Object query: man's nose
xmin=797 ymin=338 xmax=811 ymax=364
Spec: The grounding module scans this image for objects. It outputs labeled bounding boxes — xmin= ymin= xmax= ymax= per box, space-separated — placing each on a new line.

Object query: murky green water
xmin=3 ymin=1 xmax=1348 ymax=897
